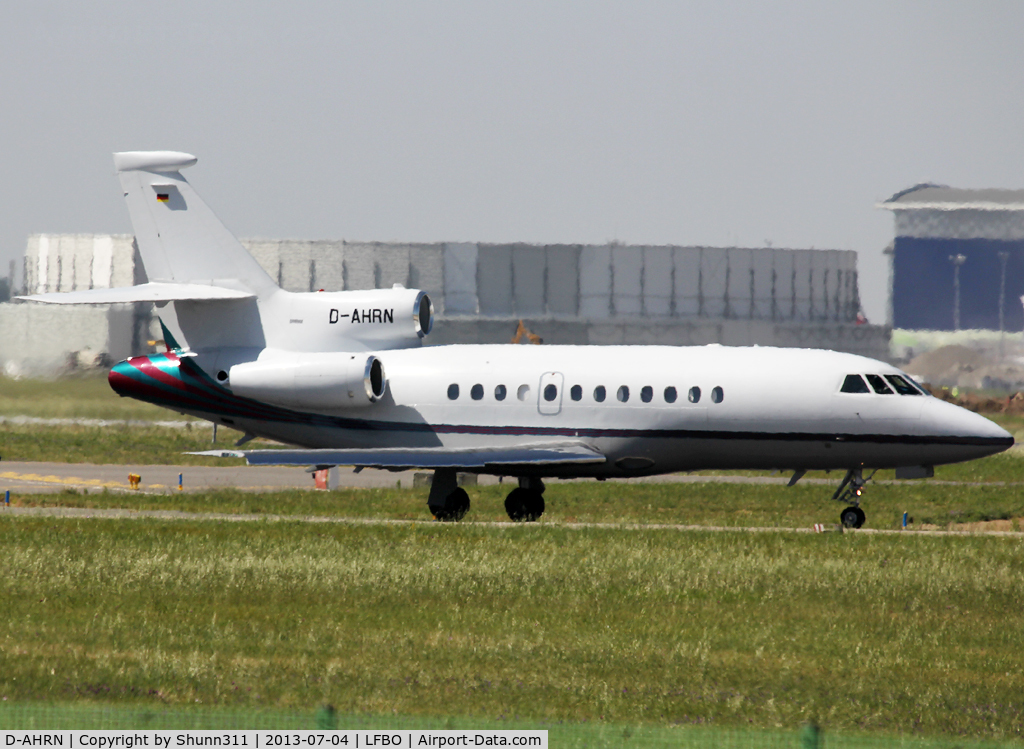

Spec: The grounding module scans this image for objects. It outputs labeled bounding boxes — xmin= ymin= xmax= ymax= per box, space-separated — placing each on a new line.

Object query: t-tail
xmin=20 ymin=151 xmax=433 ymax=354
xmin=20 ymin=151 xmax=434 ymax=414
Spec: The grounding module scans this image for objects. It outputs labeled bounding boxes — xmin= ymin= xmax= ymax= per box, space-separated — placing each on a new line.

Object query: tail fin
xmin=114 ymin=151 xmax=278 ymax=297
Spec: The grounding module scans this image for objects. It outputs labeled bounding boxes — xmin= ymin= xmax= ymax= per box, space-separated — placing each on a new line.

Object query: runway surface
xmin=0 ymin=460 xmax=831 ymax=494
xmin=0 ymin=461 xmax=1019 ymax=494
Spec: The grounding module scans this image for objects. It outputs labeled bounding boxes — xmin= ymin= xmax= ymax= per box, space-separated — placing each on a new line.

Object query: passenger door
xmin=538 ymin=372 xmax=564 ymax=415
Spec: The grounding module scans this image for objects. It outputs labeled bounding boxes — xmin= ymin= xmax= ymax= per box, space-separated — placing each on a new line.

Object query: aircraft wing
xmin=17 ymin=282 xmax=254 ymax=304
xmin=189 ymin=442 xmax=606 ymax=470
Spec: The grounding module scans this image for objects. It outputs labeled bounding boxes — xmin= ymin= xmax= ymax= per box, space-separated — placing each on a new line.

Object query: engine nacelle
xmin=227 ymin=352 xmax=386 ymax=408
xmin=282 ymin=287 xmax=434 ymax=352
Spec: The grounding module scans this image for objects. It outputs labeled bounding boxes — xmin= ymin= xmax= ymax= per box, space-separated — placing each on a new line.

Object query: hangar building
xmin=0 ymin=235 xmax=888 ymax=376
xmin=880 ymin=185 xmax=1024 ymax=331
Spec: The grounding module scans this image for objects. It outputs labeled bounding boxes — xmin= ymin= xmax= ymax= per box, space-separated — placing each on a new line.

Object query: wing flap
xmin=188 ymin=442 xmax=606 ymax=470
xmin=18 ymin=282 xmax=255 ymax=305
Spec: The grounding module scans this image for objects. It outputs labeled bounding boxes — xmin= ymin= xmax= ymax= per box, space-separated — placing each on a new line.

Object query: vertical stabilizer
xmin=113 ymin=151 xmax=277 ymax=297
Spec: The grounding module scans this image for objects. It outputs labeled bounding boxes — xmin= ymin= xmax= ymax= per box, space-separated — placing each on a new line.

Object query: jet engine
xmin=284 ymin=288 xmax=434 ymax=352
xmin=226 ymin=352 xmax=386 ymax=408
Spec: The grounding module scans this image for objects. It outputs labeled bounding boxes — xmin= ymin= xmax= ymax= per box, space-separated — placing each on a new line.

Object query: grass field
xmin=0 ymin=374 xmax=185 ymax=421
xmin=1 ymin=516 xmax=1023 ymax=741
xmin=4 ymin=375 xmax=1024 ymax=742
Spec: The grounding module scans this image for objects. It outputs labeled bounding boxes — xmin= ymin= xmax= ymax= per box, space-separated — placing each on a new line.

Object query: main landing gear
xmin=832 ymin=468 xmax=876 ymax=529
xmin=427 ymin=469 xmax=471 ymax=522
xmin=504 ymin=478 xmax=545 ymax=522
xmin=426 ymin=470 xmax=547 ymax=523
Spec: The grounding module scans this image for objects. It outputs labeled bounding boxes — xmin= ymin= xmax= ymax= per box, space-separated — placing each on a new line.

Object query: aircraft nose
xmin=922 ymin=397 xmax=1014 ymax=455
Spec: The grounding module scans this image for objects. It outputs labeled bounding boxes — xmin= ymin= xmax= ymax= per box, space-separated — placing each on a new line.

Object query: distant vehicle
xmin=20 ymin=152 xmax=1014 ymax=527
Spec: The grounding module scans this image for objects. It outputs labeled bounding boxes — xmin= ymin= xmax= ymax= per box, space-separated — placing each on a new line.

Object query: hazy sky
xmin=2 ymin=1 xmax=1023 ymax=321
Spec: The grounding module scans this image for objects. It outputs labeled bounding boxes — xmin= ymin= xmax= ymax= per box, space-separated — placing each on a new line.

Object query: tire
xmin=433 ymin=488 xmax=470 ymax=522
xmin=523 ymin=490 xmax=545 ymax=522
xmin=505 ymin=488 xmax=544 ymax=522
xmin=840 ymin=505 xmax=865 ymax=529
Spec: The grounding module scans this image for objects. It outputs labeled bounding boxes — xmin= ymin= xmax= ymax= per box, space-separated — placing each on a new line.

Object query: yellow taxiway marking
xmin=0 ymin=470 xmax=159 ymax=490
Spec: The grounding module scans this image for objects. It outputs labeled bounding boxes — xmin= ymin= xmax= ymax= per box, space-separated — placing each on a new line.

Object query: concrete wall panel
xmin=545 ymin=245 xmax=580 ymax=316
xmin=727 ymin=248 xmax=753 ymax=319
xmin=773 ymin=251 xmax=795 ymax=320
xmin=270 ymin=240 xmax=308 ymax=292
xmin=308 ymin=241 xmax=345 ymax=291
xmin=673 ymin=247 xmax=701 ymax=316
xmin=110 ymin=235 xmax=136 ymax=289
xmin=408 ymin=245 xmax=445 ymax=310
xmin=792 ymin=250 xmax=813 ymax=321
xmin=512 ymin=244 xmax=546 ymax=315
xmin=612 ymin=246 xmax=642 ymax=316
xmin=374 ymin=244 xmax=412 ymax=290
xmin=809 ymin=252 xmax=830 ymax=321
xmin=243 ymin=240 xmax=282 ymax=284
xmin=340 ymin=243 xmax=376 ymax=291
xmin=751 ymin=249 xmax=774 ymax=320
xmin=643 ymin=247 xmax=673 ymax=317
xmin=69 ymin=235 xmax=90 ymax=290
xmin=0 ymin=303 xmax=133 ymax=377
xmin=25 ymin=235 xmax=42 ymax=293
xmin=91 ymin=235 xmax=115 ymax=289
xmin=444 ymin=243 xmax=479 ymax=315
xmin=700 ymin=247 xmax=728 ymax=318
xmin=476 ymin=244 xmax=512 ymax=316
xmin=579 ymin=245 xmax=612 ymax=318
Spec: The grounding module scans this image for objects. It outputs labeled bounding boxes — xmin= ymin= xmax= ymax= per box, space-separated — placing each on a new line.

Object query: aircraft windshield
xmin=885 ymin=374 xmax=924 ymax=395
xmin=865 ymin=374 xmax=894 ymax=394
xmin=840 ymin=374 xmax=870 ymax=393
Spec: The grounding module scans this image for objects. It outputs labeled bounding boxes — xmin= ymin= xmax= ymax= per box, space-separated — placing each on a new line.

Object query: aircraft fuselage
xmin=110 ymin=342 xmax=1012 ymax=479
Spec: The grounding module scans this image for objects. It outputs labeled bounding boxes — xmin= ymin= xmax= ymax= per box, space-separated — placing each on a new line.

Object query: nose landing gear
xmin=833 ymin=468 xmax=875 ymax=528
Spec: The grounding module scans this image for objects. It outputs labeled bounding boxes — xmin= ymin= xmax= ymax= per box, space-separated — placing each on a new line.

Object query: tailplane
xmin=114 ymin=151 xmax=277 ymax=297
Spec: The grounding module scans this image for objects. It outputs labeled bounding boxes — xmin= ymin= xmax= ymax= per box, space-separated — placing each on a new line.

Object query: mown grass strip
xmin=9 ymin=478 xmax=1024 ymax=531
xmin=2 ymin=517 xmax=1023 ymax=739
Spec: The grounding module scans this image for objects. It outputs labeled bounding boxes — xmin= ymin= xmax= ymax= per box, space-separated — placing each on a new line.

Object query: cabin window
xmin=594 ymin=385 xmax=606 ymax=402
xmin=471 ymin=384 xmax=484 ymax=400
xmin=447 ymin=384 xmax=460 ymax=400
xmin=711 ymin=386 xmax=724 ymax=403
xmin=617 ymin=385 xmax=630 ymax=402
xmin=495 ymin=384 xmax=507 ymax=401
xmin=840 ymin=374 xmax=870 ymax=393
xmin=544 ymin=383 xmax=558 ymax=402
xmin=688 ymin=386 xmax=701 ymax=403
xmin=885 ymin=374 xmax=923 ymax=395
xmin=865 ymin=374 xmax=894 ymax=394
xmin=664 ymin=386 xmax=677 ymax=403
xmin=571 ymin=384 xmax=582 ymax=401
xmin=517 ymin=384 xmax=530 ymax=401
xmin=640 ymin=386 xmax=653 ymax=403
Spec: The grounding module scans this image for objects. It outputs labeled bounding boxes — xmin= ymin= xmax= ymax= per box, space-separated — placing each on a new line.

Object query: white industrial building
xmin=0 ymin=234 xmax=888 ymax=376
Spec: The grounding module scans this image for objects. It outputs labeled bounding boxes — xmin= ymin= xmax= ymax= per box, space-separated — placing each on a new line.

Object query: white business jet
xmin=20 ymin=152 xmax=1014 ymax=528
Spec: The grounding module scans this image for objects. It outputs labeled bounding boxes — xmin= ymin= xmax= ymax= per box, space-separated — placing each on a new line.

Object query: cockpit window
xmin=840 ymin=374 xmax=870 ymax=393
xmin=885 ymin=374 xmax=924 ymax=395
xmin=865 ymin=374 xmax=894 ymax=394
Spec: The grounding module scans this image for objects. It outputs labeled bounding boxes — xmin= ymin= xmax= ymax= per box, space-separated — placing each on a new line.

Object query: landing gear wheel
xmin=505 ymin=488 xmax=545 ymax=522
xmin=433 ymin=488 xmax=470 ymax=522
xmin=840 ymin=505 xmax=865 ymax=529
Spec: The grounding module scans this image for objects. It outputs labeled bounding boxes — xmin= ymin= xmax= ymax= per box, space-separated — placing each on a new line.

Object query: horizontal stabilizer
xmin=18 ymin=282 xmax=255 ymax=305
xmin=188 ymin=442 xmax=606 ymax=470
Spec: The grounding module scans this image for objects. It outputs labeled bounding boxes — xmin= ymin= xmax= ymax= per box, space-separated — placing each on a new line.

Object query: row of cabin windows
xmin=447 ymin=383 xmax=725 ymax=404
xmin=840 ymin=373 xmax=924 ymax=396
